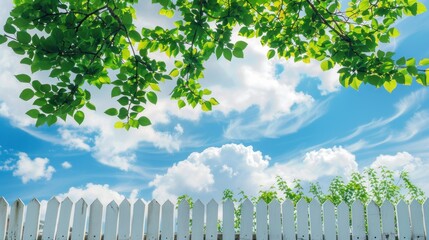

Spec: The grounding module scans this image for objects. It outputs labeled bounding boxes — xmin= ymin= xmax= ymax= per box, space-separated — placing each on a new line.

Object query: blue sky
xmin=1 ymin=0 xmax=429 ymax=206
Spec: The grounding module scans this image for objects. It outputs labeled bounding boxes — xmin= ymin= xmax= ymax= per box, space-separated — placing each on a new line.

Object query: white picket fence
xmin=1 ymin=197 xmax=429 ymax=240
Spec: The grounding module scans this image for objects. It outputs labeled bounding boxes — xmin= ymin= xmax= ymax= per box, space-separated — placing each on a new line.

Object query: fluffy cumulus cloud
xmin=12 ymin=153 xmax=55 ymax=183
xmin=150 ymin=144 xmax=358 ymax=202
xmin=371 ymin=152 xmax=422 ymax=173
xmin=61 ymin=161 xmax=72 ymax=169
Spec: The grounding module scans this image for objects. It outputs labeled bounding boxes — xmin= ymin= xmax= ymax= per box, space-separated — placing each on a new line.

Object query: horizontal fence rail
xmin=0 ymin=197 xmax=429 ymax=240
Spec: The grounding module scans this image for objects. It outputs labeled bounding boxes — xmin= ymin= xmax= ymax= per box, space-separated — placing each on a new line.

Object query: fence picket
xmin=131 ymin=200 xmax=145 ymax=240
xmin=71 ymin=199 xmax=87 ymax=240
xmin=7 ymin=199 xmax=24 ymax=240
xmin=206 ymin=199 xmax=218 ymax=240
xmin=397 ymin=200 xmax=411 ymax=240
xmin=240 ymin=199 xmax=253 ymax=240
xmin=322 ymin=200 xmax=335 ymax=240
xmin=282 ymin=200 xmax=295 ymax=240
xmin=381 ymin=200 xmax=395 ymax=240
xmin=23 ymin=199 xmax=40 ymax=240
xmin=367 ymin=201 xmax=381 ymax=240
xmin=118 ymin=199 xmax=131 ymax=240
xmin=42 ymin=198 xmax=60 ymax=240
xmin=409 ymin=200 xmax=425 ymax=239
xmin=423 ymin=199 xmax=429 ymax=239
xmin=146 ymin=200 xmax=160 ymax=240
xmin=296 ymin=198 xmax=309 ymax=240
xmin=256 ymin=200 xmax=268 ymax=240
xmin=104 ymin=201 xmax=119 ymax=240
xmin=177 ymin=200 xmax=190 ymax=240
xmin=0 ymin=197 xmax=8 ymax=240
xmin=309 ymin=199 xmax=323 ymax=240
xmin=87 ymin=199 xmax=103 ymax=240
xmin=352 ymin=200 xmax=365 ymax=240
xmin=222 ymin=199 xmax=235 ymax=240
xmin=160 ymin=200 xmax=173 ymax=240
xmin=337 ymin=202 xmax=350 ymax=240
xmin=268 ymin=200 xmax=281 ymax=240
xmin=56 ymin=198 xmax=73 ymax=240
xmin=191 ymin=200 xmax=204 ymax=240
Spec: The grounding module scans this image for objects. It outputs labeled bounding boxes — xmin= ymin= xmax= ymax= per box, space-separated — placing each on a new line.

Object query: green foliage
xmin=1 ymin=0 xmax=428 ymax=127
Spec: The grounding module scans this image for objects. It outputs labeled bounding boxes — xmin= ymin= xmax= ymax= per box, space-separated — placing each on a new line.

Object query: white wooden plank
xmin=222 ymin=200 xmax=235 ymax=240
xmin=87 ymin=199 xmax=103 ymax=240
xmin=256 ymin=200 xmax=268 ymax=240
xmin=160 ymin=200 xmax=173 ymax=240
xmin=268 ymin=200 xmax=281 ymax=240
xmin=239 ymin=199 xmax=253 ymax=240
xmin=131 ymin=200 xmax=145 ymax=240
xmin=8 ymin=199 xmax=24 ymax=240
xmin=206 ymin=199 xmax=218 ymax=240
xmin=381 ymin=200 xmax=395 ymax=240
xmin=42 ymin=197 xmax=60 ymax=240
xmin=396 ymin=200 xmax=411 ymax=240
xmin=322 ymin=200 xmax=336 ymax=240
xmin=423 ymin=199 xmax=429 ymax=240
xmin=409 ymin=200 xmax=425 ymax=239
xmin=352 ymin=200 xmax=365 ymax=240
xmin=0 ymin=197 xmax=8 ymax=240
xmin=337 ymin=202 xmax=350 ymax=240
xmin=309 ymin=199 xmax=323 ymax=240
xmin=177 ymin=200 xmax=190 ymax=240
xmin=191 ymin=200 xmax=204 ymax=240
xmin=56 ymin=198 xmax=73 ymax=240
xmin=23 ymin=199 xmax=40 ymax=240
xmin=71 ymin=199 xmax=87 ymax=240
xmin=282 ymin=199 xmax=295 ymax=240
xmin=146 ymin=200 xmax=160 ymax=240
xmin=104 ymin=201 xmax=119 ymax=240
xmin=118 ymin=199 xmax=131 ymax=240
xmin=367 ymin=201 xmax=381 ymax=240
xmin=296 ymin=199 xmax=309 ymax=240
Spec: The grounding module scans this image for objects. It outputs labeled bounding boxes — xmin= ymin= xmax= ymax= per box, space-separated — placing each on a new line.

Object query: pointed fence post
xmin=381 ymin=200 xmax=395 ymax=240
xmin=409 ymin=200 xmax=425 ymax=239
xmin=337 ymin=202 xmax=350 ymax=240
xmin=131 ymin=200 xmax=145 ymax=240
xmin=191 ymin=200 xmax=204 ymax=240
xmin=367 ymin=201 xmax=381 ymax=240
xmin=56 ymin=198 xmax=73 ymax=240
xmin=104 ymin=201 xmax=119 ymax=240
xmin=222 ymin=199 xmax=235 ymax=240
xmin=206 ymin=199 xmax=218 ymax=240
xmin=282 ymin=200 xmax=295 ymax=240
xmin=239 ymin=199 xmax=253 ymax=240
xmin=309 ymin=199 xmax=323 ymax=240
xmin=87 ymin=199 xmax=103 ymax=240
xmin=8 ymin=199 xmax=24 ymax=240
xmin=160 ymin=200 xmax=173 ymax=240
xmin=296 ymin=198 xmax=309 ymax=240
xmin=118 ymin=199 xmax=131 ymax=240
xmin=42 ymin=198 xmax=60 ymax=240
xmin=396 ymin=200 xmax=411 ymax=240
xmin=256 ymin=200 xmax=268 ymax=240
xmin=352 ymin=200 xmax=365 ymax=240
xmin=268 ymin=200 xmax=281 ymax=240
xmin=322 ymin=200 xmax=336 ymax=240
xmin=177 ymin=200 xmax=190 ymax=240
xmin=0 ymin=197 xmax=8 ymax=240
xmin=71 ymin=199 xmax=88 ymax=240
xmin=146 ymin=200 xmax=160 ymax=240
xmin=23 ymin=198 xmax=40 ymax=240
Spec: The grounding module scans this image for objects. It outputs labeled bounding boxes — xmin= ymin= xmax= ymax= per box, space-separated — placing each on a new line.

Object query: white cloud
xmin=12 ymin=153 xmax=55 ymax=183
xmin=371 ymin=152 xmax=422 ymax=174
xmin=150 ymin=144 xmax=358 ymax=202
xmin=58 ymin=128 xmax=91 ymax=151
xmin=61 ymin=161 xmax=72 ymax=169
xmin=56 ymin=183 xmax=126 ymax=205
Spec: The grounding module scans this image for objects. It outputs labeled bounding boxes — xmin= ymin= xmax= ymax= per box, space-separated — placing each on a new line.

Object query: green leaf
xmin=104 ymin=108 xmax=118 ymax=116
xmin=267 ymin=49 xmax=275 ymax=59
xmin=215 ymin=46 xmax=223 ymax=59
xmin=320 ymin=60 xmax=334 ymax=71
xmin=0 ymin=35 xmax=7 ymax=45
xmin=389 ymin=28 xmax=400 ymax=38
xmin=202 ymin=101 xmax=212 ymax=111
xmin=209 ymin=97 xmax=219 ymax=105
xmin=147 ymin=91 xmax=158 ymax=104
xmin=111 ymin=86 xmax=122 ymax=97
xmin=86 ymin=102 xmax=96 ymax=111
xmin=178 ymin=99 xmax=186 ymax=108
xmin=170 ymin=69 xmax=179 ymax=77
xmin=223 ymin=49 xmax=232 ymax=61
xmin=174 ymin=60 xmax=183 ymax=68
xmin=234 ymin=41 xmax=248 ymax=50
xmin=19 ymin=88 xmax=34 ymax=101
xmin=74 ymin=111 xmax=85 ymax=125
xmin=35 ymin=114 xmax=46 ymax=127
xmin=138 ymin=116 xmax=151 ymax=126
xmin=350 ymin=78 xmax=363 ymax=90
xmin=26 ymin=109 xmax=39 ymax=119
xmin=17 ymin=31 xmax=31 ymax=44
xmin=396 ymin=57 xmax=406 ymax=65
xmin=15 ymin=74 xmax=31 ymax=83
xmin=46 ymin=115 xmax=57 ymax=126
xmin=383 ymin=80 xmax=397 ymax=93
xmin=114 ymin=121 xmax=124 ymax=128
xmin=233 ymin=48 xmax=244 ymax=58
xmin=118 ymin=97 xmax=129 ymax=106
xmin=417 ymin=2 xmax=427 ymax=14
xmin=150 ymin=83 xmax=161 ymax=91
xmin=419 ymin=58 xmax=429 ymax=66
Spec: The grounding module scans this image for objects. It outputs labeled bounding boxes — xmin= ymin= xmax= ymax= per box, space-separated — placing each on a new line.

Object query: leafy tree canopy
xmin=1 ymin=0 xmax=428 ymax=128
